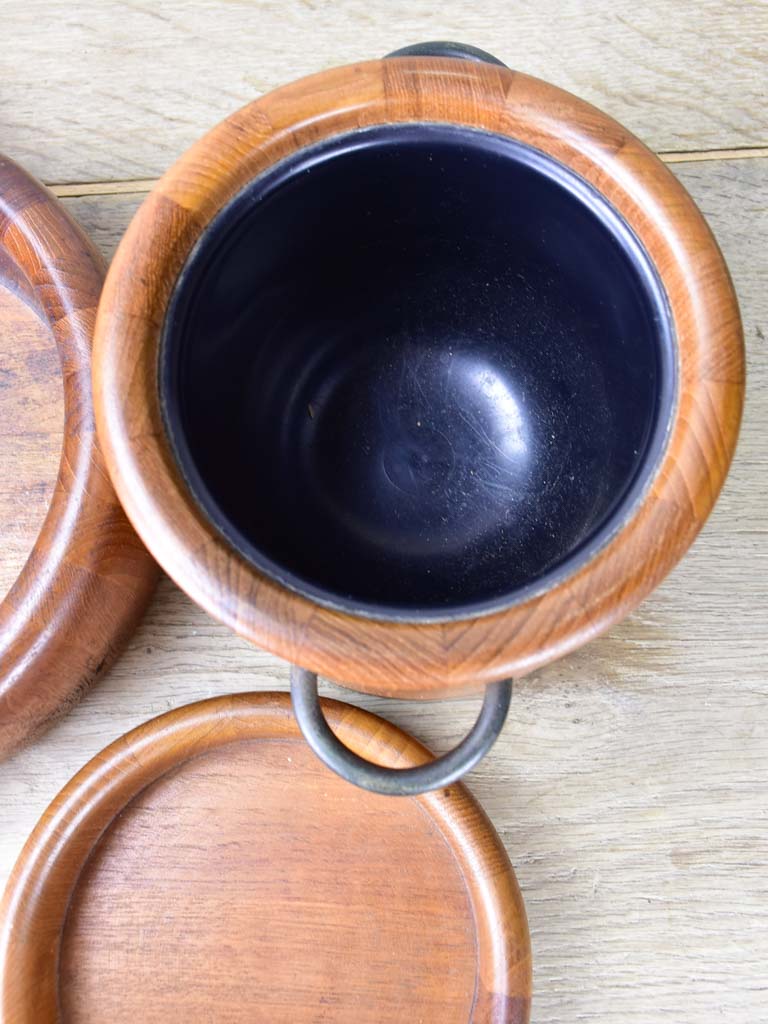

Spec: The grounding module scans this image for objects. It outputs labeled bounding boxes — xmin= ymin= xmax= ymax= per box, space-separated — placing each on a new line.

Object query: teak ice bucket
xmin=92 ymin=43 xmax=744 ymax=795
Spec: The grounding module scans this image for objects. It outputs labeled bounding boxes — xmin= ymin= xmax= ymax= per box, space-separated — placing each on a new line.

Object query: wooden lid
xmin=0 ymin=692 xmax=531 ymax=1023
xmin=0 ymin=155 xmax=158 ymax=758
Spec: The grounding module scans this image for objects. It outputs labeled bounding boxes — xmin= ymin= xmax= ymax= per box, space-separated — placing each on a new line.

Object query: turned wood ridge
xmin=0 ymin=157 xmax=158 ymax=757
xmin=93 ymin=58 xmax=744 ymax=698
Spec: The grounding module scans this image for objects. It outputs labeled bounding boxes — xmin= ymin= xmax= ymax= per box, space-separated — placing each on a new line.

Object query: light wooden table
xmin=1 ymin=3 xmax=766 ymax=1021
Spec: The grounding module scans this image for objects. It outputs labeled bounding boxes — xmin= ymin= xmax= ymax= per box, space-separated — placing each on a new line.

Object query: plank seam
xmin=45 ymin=148 xmax=768 ymax=198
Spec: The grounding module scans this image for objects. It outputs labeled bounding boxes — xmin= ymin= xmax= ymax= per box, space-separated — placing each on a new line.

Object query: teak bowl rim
xmin=92 ymin=57 xmax=744 ymax=696
xmin=0 ymin=691 xmax=532 ymax=1022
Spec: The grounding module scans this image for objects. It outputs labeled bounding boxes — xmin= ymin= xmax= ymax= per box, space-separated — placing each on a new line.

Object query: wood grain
xmin=0 ymin=693 xmax=531 ymax=1023
xmin=0 ymin=157 xmax=159 ymax=758
xmin=92 ymin=58 xmax=744 ymax=696
xmin=0 ymin=284 xmax=63 ymax=600
xmin=0 ymin=153 xmax=759 ymax=1023
xmin=1 ymin=0 xmax=765 ymax=185
xmin=0 ymin=6 xmax=764 ymax=1017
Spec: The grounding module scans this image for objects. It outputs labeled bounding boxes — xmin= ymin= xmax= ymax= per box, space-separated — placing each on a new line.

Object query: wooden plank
xmin=1 ymin=0 xmax=766 ymax=186
xmin=0 ymin=156 xmax=765 ymax=1021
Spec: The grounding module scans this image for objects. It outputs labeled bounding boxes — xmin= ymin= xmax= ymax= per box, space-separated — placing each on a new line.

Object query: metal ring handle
xmin=384 ymin=41 xmax=508 ymax=68
xmin=290 ymin=667 xmax=512 ymax=796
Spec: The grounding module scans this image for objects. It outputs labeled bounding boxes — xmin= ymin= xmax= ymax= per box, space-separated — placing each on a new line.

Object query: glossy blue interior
xmin=161 ymin=124 xmax=675 ymax=621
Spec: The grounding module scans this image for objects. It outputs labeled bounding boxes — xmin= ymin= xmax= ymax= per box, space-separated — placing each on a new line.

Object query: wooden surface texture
xmin=0 ymin=157 xmax=159 ymax=758
xmin=2 ymin=0 xmax=765 ymax=182
xmin=0 ymin=694 xmax=530 ymax=1023
xmin=0 ymin=282 xmax=62 ymax=601
xmin=0 ymin=3 xmax=766 ymax=1022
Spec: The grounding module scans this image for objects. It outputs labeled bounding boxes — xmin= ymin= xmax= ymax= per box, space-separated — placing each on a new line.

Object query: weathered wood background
xmin=1 ymin=3 xmax=766 ymax=1021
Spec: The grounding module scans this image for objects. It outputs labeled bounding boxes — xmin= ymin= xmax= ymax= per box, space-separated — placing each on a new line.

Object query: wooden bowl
xmin=91 ymin=51 xmax=745 ymax=700
xmin=0 ymin=692 xmax=532 ymax=1023
xmin=92 ymin=47 xmax=743 ymax=787
xmin=0 ymin=156 xmax=158 ymax=758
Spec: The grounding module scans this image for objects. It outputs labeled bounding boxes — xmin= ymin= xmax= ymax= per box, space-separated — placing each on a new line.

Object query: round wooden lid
xmin=0 ymin=155 xmax=158 ymax=758
xmin=0 ymin=693 xmax=531 ymax=1023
